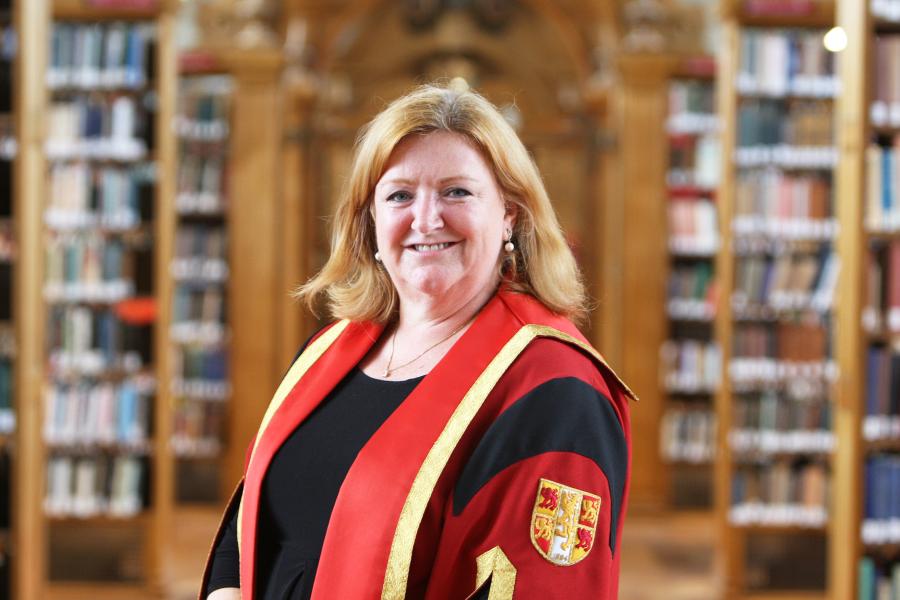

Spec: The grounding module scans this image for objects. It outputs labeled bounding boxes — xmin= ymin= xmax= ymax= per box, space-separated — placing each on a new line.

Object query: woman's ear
xmin=503 ymin=198 xmax=519 ymax=232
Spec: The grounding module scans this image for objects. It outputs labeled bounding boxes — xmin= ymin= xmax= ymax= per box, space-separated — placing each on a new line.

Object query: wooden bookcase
xmin=660 ymin=55 xmax=721 ymax=510
xmin=716 ymin=0 xmax=840 ymax=597
xmin=12 ymin=1 xmax=178 ymax=598
xmin=832 ymin=0 xmax=900 ymax=597
xmin=172 ymin=53 xmax=234 ymax=506
xmin=617 ymin=53 xmax=721 ymax=514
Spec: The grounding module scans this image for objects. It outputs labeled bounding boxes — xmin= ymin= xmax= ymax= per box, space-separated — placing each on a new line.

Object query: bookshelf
xmin=717 ymin=0 xmax=839 ymax=596
xmin=0 ymin=0 xmax=14 ymax=596
xmin=9 ymin=1 xmax=178 ymax=597
xmin=833 ymin=0 xmax=900 ymax=597
xmin=661 ymin=56 xmax=721 ymax=509
xmin=172 ymin=58 xmax=232 ymax=505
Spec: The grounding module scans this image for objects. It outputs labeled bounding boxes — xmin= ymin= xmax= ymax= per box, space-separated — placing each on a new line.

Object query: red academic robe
xmin=200 ymin=290 xmax=635 ymax=599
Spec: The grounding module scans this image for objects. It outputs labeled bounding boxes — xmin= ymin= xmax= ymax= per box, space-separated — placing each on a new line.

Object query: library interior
xmin=1 ymin=0 xmax=900 ymax=598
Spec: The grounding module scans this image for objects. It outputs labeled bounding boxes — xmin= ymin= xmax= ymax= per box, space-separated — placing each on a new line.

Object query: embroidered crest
xmin=530 ymin=478 xmax=600 ymax=566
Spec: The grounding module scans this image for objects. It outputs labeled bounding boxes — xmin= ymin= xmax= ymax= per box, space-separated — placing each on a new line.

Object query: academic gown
xmin=199 ymin=290 xmax=636 ymax=599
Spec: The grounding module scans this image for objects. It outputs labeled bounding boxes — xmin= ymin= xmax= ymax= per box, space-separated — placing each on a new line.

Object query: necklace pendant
xmin=383 ymin=367 xmax=390 ymax=377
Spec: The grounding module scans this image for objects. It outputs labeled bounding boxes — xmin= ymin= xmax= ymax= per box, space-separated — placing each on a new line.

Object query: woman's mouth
xmin=411 ymin=242 xmax=455 ymax=252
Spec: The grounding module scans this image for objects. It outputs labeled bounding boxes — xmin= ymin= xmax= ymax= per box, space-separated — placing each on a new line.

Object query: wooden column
xmin=612 ymin=54 xmax=671 ymax=513
xmin=714 ymin=21 xmax=742 ymax=596
xmin=13 ymin=1 xmax=49 ymax=598
xmin=151 ymin=2 xmax=178 ymax=594
xmin=832 ymin=0 xmax=868 ymax=597
xmin=280 ymin=80 xmax=317 ymax=368
xmin=586 ymin=89 xmax=621 ymax=367
xmin=223 ymin=49 xmax=285 ymax=489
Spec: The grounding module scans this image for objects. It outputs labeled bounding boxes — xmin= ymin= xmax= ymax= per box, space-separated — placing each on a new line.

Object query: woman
xmin=202 ymin=83 xmax=635 ymax=600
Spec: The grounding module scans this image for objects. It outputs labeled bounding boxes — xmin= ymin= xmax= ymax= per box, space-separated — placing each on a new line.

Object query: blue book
xmin=865 ymin=347 xmax=884 ymax=417
xmin=116 ymin=383 xmax=136 ymax=442
xmin=859 ymin=556 xmax=875 ymax=600
xmin=883 ymin=147 xmax=893 ymax=216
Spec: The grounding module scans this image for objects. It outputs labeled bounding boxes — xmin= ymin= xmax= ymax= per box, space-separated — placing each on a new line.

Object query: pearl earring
xmin=375 ymin=251 xmax=381 ymax=262
xmin=504 ymin=229 xmax=514 ymax=253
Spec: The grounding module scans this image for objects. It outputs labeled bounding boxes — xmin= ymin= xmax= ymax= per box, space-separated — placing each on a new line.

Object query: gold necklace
xmin=383 ymin=319 xmax=471 ymax=377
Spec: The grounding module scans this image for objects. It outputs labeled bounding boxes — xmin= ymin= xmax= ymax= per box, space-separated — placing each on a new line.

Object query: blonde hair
xmin=297 ymin=83 xmax=587 ymax=323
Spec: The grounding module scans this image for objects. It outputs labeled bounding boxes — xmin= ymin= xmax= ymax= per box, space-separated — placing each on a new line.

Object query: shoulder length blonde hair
xmin=297 ymin=83 xmax=587 ymax=323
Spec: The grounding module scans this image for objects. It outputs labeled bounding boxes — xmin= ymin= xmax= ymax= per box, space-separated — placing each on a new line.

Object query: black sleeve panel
xmin=452 ymin=377 xmax=627 ymax=552
xmin=205 ymin=495 xmax=241 ymax=594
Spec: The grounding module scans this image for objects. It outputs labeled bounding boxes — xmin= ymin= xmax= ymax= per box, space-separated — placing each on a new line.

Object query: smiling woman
xmin=200 ymin=83 xmax=635 ymax=600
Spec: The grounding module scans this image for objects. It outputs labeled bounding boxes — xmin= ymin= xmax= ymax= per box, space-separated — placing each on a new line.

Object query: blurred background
xmin=1 ymin=0 xmax=899 ymax=598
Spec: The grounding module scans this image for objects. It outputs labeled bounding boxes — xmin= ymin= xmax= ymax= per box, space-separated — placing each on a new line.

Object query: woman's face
xmin=372 ymin=130 xmax=515 ymax=313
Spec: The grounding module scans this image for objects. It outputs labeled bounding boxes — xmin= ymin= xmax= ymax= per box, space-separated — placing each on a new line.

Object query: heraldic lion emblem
xmin=530 ymin=478 xmax=601 ymax=566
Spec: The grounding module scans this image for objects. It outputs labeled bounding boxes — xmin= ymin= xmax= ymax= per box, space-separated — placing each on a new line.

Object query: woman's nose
xmin=411 ymin=193 xmax=443 ymax=233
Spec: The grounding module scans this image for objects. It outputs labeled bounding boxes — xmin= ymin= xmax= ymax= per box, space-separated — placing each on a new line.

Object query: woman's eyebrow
xmin=377 ymin=175 xmax=478 ymax=188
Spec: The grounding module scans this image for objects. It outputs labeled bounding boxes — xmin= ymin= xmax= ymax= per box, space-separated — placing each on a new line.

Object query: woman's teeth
xmin=414 ymin=243 xmax=450 ymax=251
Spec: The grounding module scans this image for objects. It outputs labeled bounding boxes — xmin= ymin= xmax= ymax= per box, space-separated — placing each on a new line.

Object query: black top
xmin=205 ymin=367 xmax=423 ymax=600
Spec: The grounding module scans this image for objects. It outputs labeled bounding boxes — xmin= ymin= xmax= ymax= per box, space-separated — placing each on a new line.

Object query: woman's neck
xmin=359 ymin=283 xmax=499 ymax=381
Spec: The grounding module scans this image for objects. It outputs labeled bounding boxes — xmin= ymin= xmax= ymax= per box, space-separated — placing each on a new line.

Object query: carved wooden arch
xmin=308 ymin=0 xmax=622 ymax=86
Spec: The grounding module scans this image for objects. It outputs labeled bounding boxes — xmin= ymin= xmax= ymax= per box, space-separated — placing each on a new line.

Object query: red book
xmin=887 ymin=241 xmax=900 ymax=331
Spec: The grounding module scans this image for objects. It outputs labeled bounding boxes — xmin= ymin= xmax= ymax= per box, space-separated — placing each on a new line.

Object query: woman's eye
xmin=386 ymin=190 xmax=412 ymax=202
xmin=445 ymin=187 xmax=471 ymax=198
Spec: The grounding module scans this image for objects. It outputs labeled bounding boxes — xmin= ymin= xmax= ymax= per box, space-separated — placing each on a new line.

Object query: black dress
xmin=205 ymin=367 xmax=422 ymax=600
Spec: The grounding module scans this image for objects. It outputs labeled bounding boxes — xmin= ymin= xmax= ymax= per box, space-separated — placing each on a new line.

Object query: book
xmin=729 ymin=459 xmax=829 ymax=527
xmin=660 ymin=339 xmax=721 ymax=394
xmin=660 ymin=406 xmax=716 ymax=463
xmin=737 ymin=28 xmax=837 ymax=98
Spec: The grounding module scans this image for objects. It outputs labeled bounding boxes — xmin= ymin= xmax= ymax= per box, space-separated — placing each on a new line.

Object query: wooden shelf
xmin=734 ymin=0 xmax=835 ymax=28
xmin=52 ymin=0 xmax=165 ymax=21
xmin=44 ymin=583 xmax=156 ymax=600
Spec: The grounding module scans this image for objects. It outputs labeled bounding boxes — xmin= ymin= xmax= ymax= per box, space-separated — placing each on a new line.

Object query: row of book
xmin=173 ymin=287 xmax=225 ymax=334
xmin=177 ymin=155 xmax=227 ymax=214
xmin=172 ymin=226 xmax=227 ymax=283
xmin=865 ymin=345 xmax=900 ymax=443
xmin=862 ymin=455 xmax=900 ymax=545
xmin=872 ymin=35 xmax=900 ymax=128
xmin=173 ymin=346 xmax=228 ymax=397
xmin=737 ymin=100 xmax=834 ymax=150
xmin=857 ymin=556 xmax=900 ymax=600
xmin=731 ymin=394 xmax=833 ymax=454
xmin=736 ymin=29 xmax=837 ymax=98
xmin=732 ymin=252 xmax=839 ymax=315
xmin=48 ymin=23 xmax=152 ymax=90
xmin=666 ymin=79 xmax=717 ymax=135
xmin=733 ymin=170 xmax=833 ymax=241
xmin=659 ymin=339 xmax=721 ymax=394
xmin=176 ymin=75 xmax=232 ymax=141
xmin=44 ymin=454 xmax=145 ymax=518
xmin=668 ymin=262 xmax=718 ymax=321
xmin=660 ymin=407 xmax=716 ymax=463
xmin=46 ymin=306 xmax=152 ymax=377
xmin=667 ymin=198 xmax=718 ymax=256
xmin=46 ymin=97 xmax=149 ymax=161
xmin=46 ymin=163 xmax=154 ymax=231
xmin=732 ymin=321 xmax=830 ymax=363
xmin=729 ymin=460 xmax=828 ymax=527
xmin=864 ymin=241 xmax=900 ymax=333
xmin=866 ymin=142 xmax=900 ymax=233
xmin=43 ymin=380 xmax=150 ymax=449
xmin=174 ymin=225 xmax=226 ymax=262
xmin=172 ymin=400 xmax=224 ymax=458
xmin=667 ymin=132 xmax=719 ymax=190
xmin=44 ymin=234 xmax=134 ymax=301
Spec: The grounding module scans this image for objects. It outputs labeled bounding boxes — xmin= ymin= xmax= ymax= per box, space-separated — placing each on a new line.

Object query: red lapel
xmin=239 ymin=320 xmax=383 ymax=596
